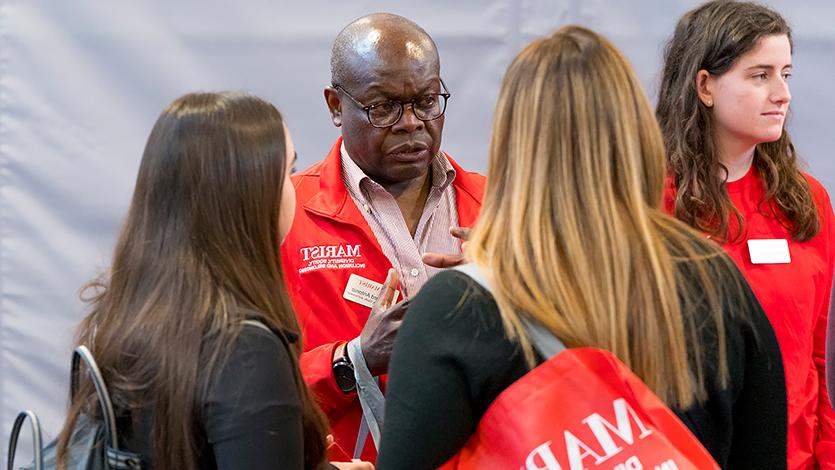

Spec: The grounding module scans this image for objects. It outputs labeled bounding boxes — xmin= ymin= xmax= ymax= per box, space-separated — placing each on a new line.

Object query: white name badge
xmin=342 ymin=273 xmax=400 ymax=308
xmin=747 ymin=239 xmax=791 ymax=264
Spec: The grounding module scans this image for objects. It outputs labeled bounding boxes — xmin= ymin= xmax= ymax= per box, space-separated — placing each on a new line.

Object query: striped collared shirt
xmin=340 ymin=143 xmax=459 ymax=298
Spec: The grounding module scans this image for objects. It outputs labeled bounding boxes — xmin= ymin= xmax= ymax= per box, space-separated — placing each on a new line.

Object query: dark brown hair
xmin=57 ymin=92 xmax=328 ymax=470
xmin=656 ymin=0 xmax=819 ymax=241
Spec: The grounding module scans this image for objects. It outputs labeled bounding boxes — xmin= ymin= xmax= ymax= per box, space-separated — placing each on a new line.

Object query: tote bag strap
xmin=346 ymin=338 xmax=383 ymax=458
xmin=6 ymin=410 xmax=43 ymax=470
xmin=451 ymin=264 xmax=566 ymax=360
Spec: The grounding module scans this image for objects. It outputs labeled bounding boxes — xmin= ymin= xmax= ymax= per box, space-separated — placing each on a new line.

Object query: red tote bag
xmin=441 ymin=265 xmax=720 ymax=470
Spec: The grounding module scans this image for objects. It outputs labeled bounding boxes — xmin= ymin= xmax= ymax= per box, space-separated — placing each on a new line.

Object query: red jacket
xmin=281 ymin=137 xmax=485 ymax=461
xmin=665 ymin=168 xmax=835 ymax=470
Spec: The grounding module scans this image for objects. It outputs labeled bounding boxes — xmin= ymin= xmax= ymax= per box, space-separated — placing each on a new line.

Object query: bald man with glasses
xmin=280 ymin=13 xmax=485 ymax=463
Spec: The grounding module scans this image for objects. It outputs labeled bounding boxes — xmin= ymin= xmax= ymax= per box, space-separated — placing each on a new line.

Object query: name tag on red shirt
xmin=747 ymin=239 xmax=791 ymax=264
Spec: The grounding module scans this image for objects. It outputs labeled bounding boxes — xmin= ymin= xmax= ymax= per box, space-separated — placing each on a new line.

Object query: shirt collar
xmin=340 ymin=142 xmax=457 ymax=199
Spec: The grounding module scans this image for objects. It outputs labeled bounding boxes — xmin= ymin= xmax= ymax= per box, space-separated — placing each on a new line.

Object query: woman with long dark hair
xmin=657 ymin=2 xmax=835 ymax=468
xmin=56 ymin=92 xmax=371 ymax=470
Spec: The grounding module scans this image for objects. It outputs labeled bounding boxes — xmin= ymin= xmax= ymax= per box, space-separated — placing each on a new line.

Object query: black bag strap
xmin=6 ymin=410 xmax=43 ymax=470
xmin=452 ymin=264 xmax=566 ymax=359
xmin=71 ymin=345 xmax=120 ymax=453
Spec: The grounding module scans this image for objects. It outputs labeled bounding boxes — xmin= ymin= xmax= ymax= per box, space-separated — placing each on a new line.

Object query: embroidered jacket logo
xmin=298 ymin=244 xmax=365 ymax=274
xmin=300 ymin=244 xmax=361 ymax=261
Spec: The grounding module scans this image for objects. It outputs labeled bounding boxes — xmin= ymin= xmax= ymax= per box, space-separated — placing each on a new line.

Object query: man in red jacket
xmin=280 ymin=13 xmax=486 ymax=462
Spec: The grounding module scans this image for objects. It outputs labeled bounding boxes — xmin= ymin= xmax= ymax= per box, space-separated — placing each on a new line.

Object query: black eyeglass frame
xmin=332 ymin=79 xmax=451 ymax=128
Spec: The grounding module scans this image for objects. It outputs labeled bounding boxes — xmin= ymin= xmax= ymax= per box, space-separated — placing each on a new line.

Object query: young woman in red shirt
xmin=657 ymin=2 xmax=835 ymax=468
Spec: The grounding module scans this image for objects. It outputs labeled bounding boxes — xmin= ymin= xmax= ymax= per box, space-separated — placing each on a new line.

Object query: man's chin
xmin=374 ymin=162 xmax=431 ymax=188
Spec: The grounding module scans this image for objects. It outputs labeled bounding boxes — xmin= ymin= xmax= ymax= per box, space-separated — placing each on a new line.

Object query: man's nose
xmin=391 ymin=103 xmax=424 ymax=133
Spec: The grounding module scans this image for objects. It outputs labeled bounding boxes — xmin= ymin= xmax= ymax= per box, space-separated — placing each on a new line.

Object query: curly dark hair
xmin=656 ymin=0 xmax=819 ymax=242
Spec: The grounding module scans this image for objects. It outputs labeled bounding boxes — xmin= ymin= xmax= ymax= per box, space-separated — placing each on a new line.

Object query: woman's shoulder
xmin=415 ymin=269 xmax=498 ymax=315
xmin=228 ymin=320 xmax=295 ymax=370
xmin=800 ymin=172 xmax=834 ymax=215
xmin=802 ymin=171 xmax=829 ymax=195
xmin=204 ymin=320 xmax=300 ymax=412
xmin=202 ymin=318 xmax=296 ymax=390
xmin=405 ymin=268 xmax=505 ymax=339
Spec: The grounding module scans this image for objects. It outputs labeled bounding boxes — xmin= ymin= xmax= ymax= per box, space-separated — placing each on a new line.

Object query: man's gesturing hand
xmin=359 ymin=268 xmax=410 ymax=376
xmin=421 ymin=227 xmax=471 ymax=268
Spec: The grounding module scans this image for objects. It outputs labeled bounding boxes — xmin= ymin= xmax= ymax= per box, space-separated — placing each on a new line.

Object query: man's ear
xmin=324 ymin=87 xmax=342 ymax=127
xmin=695 ymin=70 xmax=715 ymax=108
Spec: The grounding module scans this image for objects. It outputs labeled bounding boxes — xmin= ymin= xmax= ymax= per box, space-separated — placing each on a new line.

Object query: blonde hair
xmin=468 ymin=25 xmax=740 ymax=407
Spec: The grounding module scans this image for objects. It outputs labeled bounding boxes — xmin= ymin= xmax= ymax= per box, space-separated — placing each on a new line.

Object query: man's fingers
xmin=422 ymin=252 xmax=465 ymax=268
xmin=386 ymin=299 xmax=410 ymax=321
xmin=449 ymin=226 xmax=471 ymax=241
xmin=421 ymin=227 xmax=470 ymax=268
xmin=379 ymin=268 xmax=398 ymax=309
xmin=330 ymin=461 xmax=375 ymax=470
xmin=421 ymin=252 xmax=445 ymax=267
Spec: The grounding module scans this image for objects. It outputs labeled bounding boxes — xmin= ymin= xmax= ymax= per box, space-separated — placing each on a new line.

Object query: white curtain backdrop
xmin=2 ymin=0 xmax=833 ymax=462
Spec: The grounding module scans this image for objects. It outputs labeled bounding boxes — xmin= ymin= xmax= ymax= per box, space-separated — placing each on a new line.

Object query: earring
xmin=706 ymin=100 xmax=713 ymax=107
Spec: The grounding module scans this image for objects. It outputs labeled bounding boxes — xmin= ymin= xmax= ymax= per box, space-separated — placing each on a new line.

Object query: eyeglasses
xmin=333 ymin=79 xmax=450 ymax=128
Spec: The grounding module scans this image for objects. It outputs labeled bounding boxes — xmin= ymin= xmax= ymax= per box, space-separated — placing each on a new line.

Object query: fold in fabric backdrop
xmin=2 ymin=0 xmax=833 ymax=464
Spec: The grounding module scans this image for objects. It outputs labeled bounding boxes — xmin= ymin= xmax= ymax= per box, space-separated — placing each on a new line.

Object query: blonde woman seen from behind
xmin=377 ymin=26 xmax=786 ymax=470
